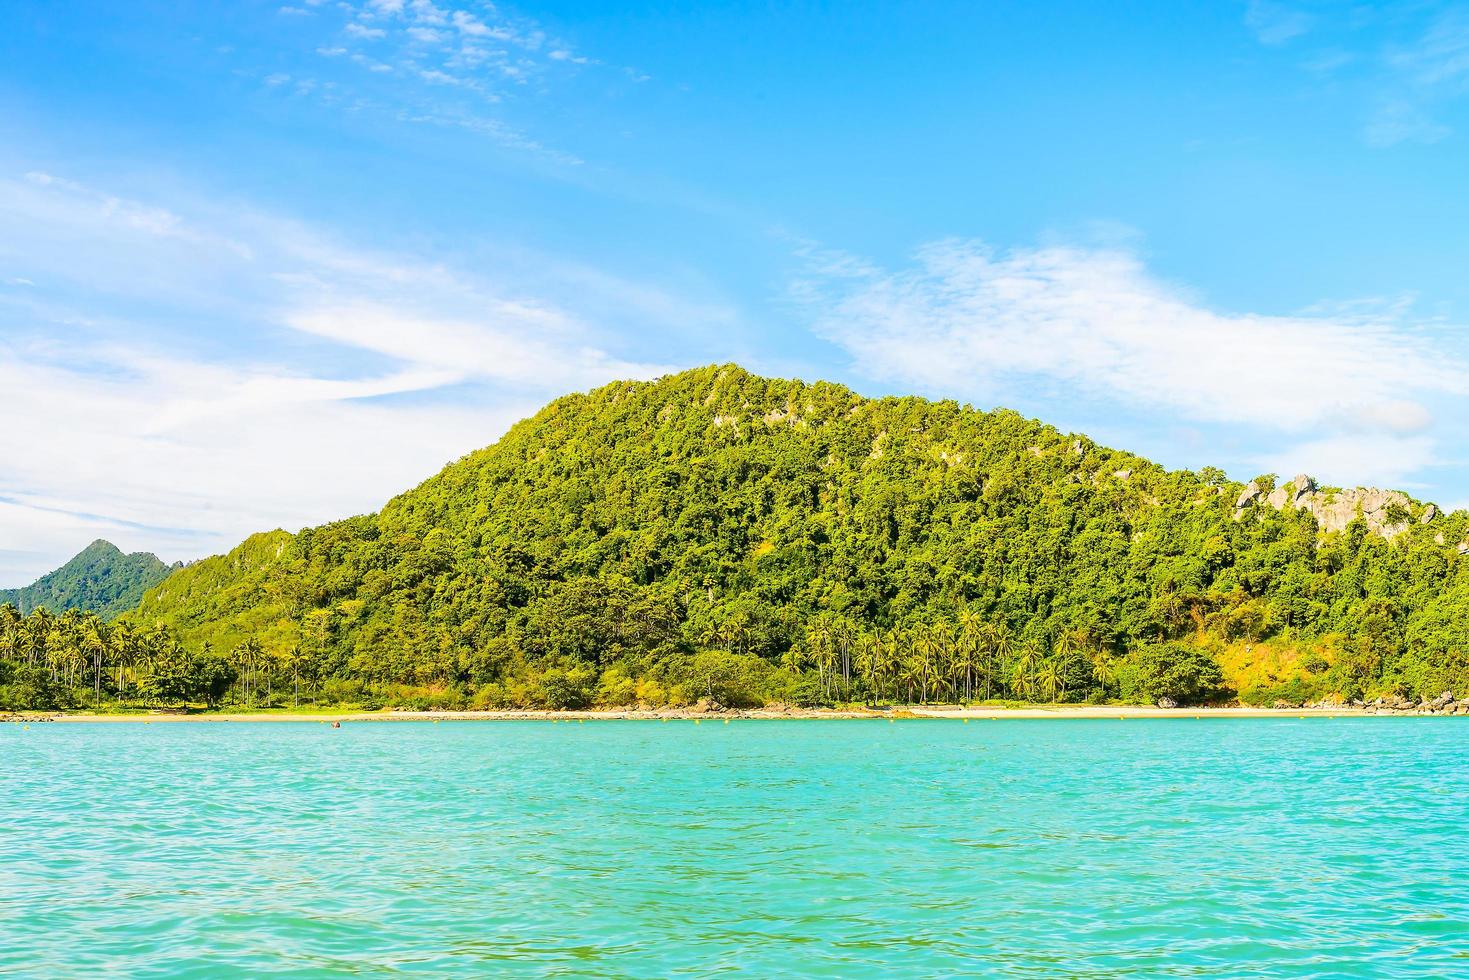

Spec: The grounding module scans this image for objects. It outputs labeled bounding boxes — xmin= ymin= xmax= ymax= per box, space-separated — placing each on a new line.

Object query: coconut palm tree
xmin=986 ymin=619 xmax=1013 ymax=700
xmin=1011 ymin=641 xmax=1042 ymax=702
xmin=1037 ymin=659 xmax=1063 ymax=703
xmin=957 ymin=608 xmax=984 ymax=702
xmin=81 ymin=614 xmax=111 ymax=706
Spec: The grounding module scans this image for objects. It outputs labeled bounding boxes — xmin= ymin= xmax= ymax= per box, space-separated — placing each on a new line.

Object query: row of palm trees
xmin=0 ymin=605 xmax=182 ymax=704
xmin=790 ymin=611 xmax=1119 ymax=704
xmin=0 ymin=605 xmax=302 ymax=708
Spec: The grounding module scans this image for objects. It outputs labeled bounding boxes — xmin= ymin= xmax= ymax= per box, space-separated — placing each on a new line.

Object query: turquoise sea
xmin=3 ymin=719 xmax=1467 ymax=977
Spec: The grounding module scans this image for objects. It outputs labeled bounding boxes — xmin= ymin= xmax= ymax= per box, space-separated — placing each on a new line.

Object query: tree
xmin=1118 ymin=644 xmax=1227 ymax=706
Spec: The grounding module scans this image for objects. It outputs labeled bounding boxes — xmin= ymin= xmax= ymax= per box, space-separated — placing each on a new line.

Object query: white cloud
xmin=801 ymin=239 xmax=1469 ymax=489
xmin=0 ymin=337 xmax=521 ymax=582
xmin=0 ymin=170 xmax=703 ymax=582
xmin=344 ymin=23 xmax=386 ymax=39
xmin=1256 ymin=434 xmax=1436 ymax=490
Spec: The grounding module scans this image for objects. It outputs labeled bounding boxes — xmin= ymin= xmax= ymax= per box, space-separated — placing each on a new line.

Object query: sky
xmin=3 ymin=0 xmax=1469 ymax=584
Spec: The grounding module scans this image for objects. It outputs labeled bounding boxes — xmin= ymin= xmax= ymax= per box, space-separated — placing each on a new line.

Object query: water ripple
xmin=2 ymin=719 xmax=1467 ymax=977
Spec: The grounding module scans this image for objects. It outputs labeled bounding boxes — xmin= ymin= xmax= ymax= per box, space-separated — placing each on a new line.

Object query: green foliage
xmin=11 ymin=365 xmax=1469 ymax=711
xmin=0 ymin=540 xmax=175 ymax=620
xmin=137 ymin=646 xmax=236 ymax=707
xmin=1117 ymin=644 xmax=1228 ymax=706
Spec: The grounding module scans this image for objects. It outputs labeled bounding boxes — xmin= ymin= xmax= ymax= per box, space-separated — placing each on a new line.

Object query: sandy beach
xmin=1 ymin=703 xmax=1404 ymax=723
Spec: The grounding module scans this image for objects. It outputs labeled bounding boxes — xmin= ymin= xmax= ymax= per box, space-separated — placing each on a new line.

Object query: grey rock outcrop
xmin=1233 ymin=481 xmax=1263 ymax=518
xmin=1238 ymin=472 xmax=1418 ymax=541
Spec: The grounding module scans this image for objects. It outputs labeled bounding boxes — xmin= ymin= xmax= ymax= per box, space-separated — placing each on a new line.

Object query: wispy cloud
xmin=1245 ymin=1 xmax=1312 ymax=46
xmin=1364 ymin=98 xmax=1452 ymax=147
xmin=0 ymin=170 xmax=705 ymax=581
xmin=1252 ymin=4 xmax=1469 ymax=147
xmin=1368 ymin=7 xmax=1469 ymax=145
xmin=240 ymin=0 xmax=637 ymax=164
xmin=798 ymin=238 xmax=1469 ymax=490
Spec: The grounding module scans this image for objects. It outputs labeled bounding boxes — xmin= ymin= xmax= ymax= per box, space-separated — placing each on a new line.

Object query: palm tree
xmin=986 ymin=620 xmax=1012 ymax=700
xmin=1011 ymin=641 xmax=1042 ymax=702
xmin=912 ymin=626 xmax=945 ymax=704
xmin=957 ymin=608 xmax=984 ymax=702
xmin=834 ymin=618 xmax=855 ymax=702
xmin=1037 ymin=659 xmax=1063 ymax=703
xmin=855 ymin=631 xmax=884 ymax=704
xmin=805 ymin=620 xmax=836 ymax=699
xmin=81 ymin=614 xmax=111 ymax=706
xmin=929 ymin=622 xmax=957 ymax=703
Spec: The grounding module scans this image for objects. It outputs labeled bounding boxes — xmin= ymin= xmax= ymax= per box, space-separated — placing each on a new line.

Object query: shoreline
xmin=3 ymin=704 xmax=1441 ymax=723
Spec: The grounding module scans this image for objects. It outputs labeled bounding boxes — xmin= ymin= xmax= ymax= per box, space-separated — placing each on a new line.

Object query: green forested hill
xmin=121 ymin=365 xmax=1469 ymax=709
xmin=1 ymin=540 xmax=175 ymax=620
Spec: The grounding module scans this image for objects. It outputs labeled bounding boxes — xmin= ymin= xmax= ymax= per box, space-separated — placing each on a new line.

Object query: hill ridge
xmin=128 ymin=364 xmax=1469 ymax=707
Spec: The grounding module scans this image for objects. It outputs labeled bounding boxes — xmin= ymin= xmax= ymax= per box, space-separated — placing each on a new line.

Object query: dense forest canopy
xmin=7 ymin=365 xmax=1469 ymax=711
xmin=0 ymin=540 xmax=175 ymax=620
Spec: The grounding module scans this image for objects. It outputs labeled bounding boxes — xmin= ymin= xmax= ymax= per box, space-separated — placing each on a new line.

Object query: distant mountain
xmin=1 ymin=540 xmax=177 ymax=619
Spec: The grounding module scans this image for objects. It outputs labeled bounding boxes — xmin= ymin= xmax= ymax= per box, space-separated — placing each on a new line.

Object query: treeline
xmin=0 ymin=606 xmax=232 ymax=711
xmin=0 ymin=600 xmax=1229 ymax=711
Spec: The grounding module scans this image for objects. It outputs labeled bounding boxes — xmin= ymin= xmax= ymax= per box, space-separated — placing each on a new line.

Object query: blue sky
xmin=3 ymin=0 xmax=1469 ymax=583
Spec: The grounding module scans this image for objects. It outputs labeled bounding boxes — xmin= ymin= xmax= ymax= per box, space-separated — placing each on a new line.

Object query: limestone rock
xmin=1235 ymin=472 xmax=1430 ymax=542
xmin=1233 ymin=480 xmax=1262 ymax=517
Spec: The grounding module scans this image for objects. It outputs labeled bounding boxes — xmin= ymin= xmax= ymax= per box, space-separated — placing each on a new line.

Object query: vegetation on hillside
xmin=7 ymin=365 xmax=1469 ymax=712
xmin=0 ymin=540 xmax=175 ymax=620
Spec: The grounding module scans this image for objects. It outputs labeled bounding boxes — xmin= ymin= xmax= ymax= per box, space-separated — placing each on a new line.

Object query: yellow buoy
xmin=695 ymin=719 xmax=701 ymax=725
xmin=724 ymin=719 xmax=729 ymax=724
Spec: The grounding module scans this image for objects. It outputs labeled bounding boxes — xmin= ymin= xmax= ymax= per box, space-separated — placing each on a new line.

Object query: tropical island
xmin=4 ymin=365 xmax=1468 ymax=718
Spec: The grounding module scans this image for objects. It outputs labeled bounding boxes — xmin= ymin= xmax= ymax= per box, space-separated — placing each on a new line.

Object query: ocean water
xmin=2 ymin=719 xmax=1467 ymax=978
